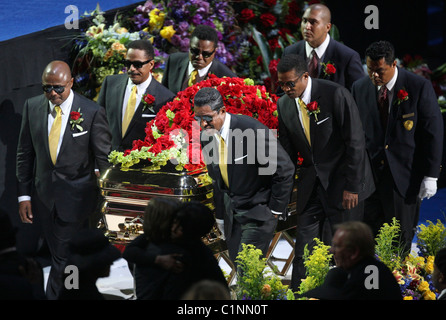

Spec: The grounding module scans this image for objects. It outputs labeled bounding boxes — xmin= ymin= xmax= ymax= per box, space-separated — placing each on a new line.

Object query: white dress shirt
xmin=122 ymin=74 xmax=152 ymax=122
xmin=305 ymin=34 xmax=330 ymax=61
xmin=294 ymin=76 xmax=313 ymax=130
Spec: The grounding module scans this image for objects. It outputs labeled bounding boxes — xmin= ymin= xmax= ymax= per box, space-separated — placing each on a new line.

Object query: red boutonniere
xmin=142 ymin=93 xmax=155 ymax=112
xmin=321 ymin=61 xmax=336 ymax=77
xmin=394 ymin=89 xmax=409 ymax=105
xmin=69 ymin=108 xmax=84 ymax=131
xmin=306 ymin=101 xmax=320 ymax=121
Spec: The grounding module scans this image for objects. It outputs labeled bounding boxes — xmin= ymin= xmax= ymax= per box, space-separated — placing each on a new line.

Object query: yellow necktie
xmin=49 ymin=105 xmax=62 ymax=165
xmin=188 ymin=69 xmax=198 ymax=87
xmin=298 ymin=98 xmax=311 ymax=145
xmin=122 ymin=85 xmax=137 ymax=137
xmin=218 ymin=135 xmax=229 ymax=188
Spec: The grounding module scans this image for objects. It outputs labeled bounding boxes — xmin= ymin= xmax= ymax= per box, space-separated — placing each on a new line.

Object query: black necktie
xmin=378 ymin=86 xmax=389 ymax=131
xmin=308 ymin=50 xmax=318 ymax=78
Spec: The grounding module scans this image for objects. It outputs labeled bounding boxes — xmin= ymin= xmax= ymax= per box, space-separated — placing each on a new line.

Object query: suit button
xmin=385 ymin=145 xmax=389 ymax=149
xmin=381 ymin=160 xmax=385 ymax=165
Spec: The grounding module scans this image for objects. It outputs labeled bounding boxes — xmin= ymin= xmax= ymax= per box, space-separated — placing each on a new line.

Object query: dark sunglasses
xmin=42 ymin=84 xmax=66 ymax=94
xmin=277 ymin=73 xmax=306 ymax=89
xmin=194 ymin=115 xmax=214 ymax=123
xmin=189 ymin=47 xmax=216 ymax=59
xmin=124 ymin=59 xmax=152 ymax=69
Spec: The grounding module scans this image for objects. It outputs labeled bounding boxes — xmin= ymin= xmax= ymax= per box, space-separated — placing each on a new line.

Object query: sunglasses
xmin=42 ymin=84 xmax=67 ymax=94
xmin=189 ymin=47 xmax=216 ymax=59
xmin=277 ymin=73 xmax=306 ymax=89
xmin=124 ymin=59 xmax=152 ymax=69
xmin=194 ymin=115 xmax=214 ymax=123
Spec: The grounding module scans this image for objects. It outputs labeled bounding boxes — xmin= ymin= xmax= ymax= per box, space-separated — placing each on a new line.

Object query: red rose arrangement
xmin=69 ymin=108 xmax=84 ymax=131
xmin=395 ymin=89 xmax=409 ymax=105
xmin=109 ymin=75 xmax=279 ymax=171
xmin=306 ymin=101 xmax=321 ymax=121
xmin=142 ymin=93 xmax=156 ymax=112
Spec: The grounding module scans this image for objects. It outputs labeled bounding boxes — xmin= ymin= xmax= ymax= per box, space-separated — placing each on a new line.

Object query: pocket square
xmin=142 ymin=114 xmax=156 ymax=118
xmin=72 ymin=131 xmax=88 ymax=137
xmin=316 ymin=117 xmax=330 ymax=125
xmin=234 ymin=154 xmax=248 ymax=162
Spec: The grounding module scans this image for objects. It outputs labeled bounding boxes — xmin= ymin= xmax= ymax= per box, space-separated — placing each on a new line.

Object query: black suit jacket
xmin=201 ymin=114 xmax=294 ymax=237
xmin=283 ymin=39 xmax=365 ymax=90
xmin=16 ymin=92 xmax=112 ymax=223
xmin=162 ymin=52 xmax=237 ymax=95
xmin=97 ymin=74 xmax=175 ymax=152
xmin=351 ymin=67 xmax=444 ymax=199
xmin=277 ymin=79 xmax=374 ymax=214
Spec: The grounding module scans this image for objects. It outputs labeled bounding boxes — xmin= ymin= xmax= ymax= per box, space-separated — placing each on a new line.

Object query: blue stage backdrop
xmin=0 ymin=0 xmax=143 ymax=42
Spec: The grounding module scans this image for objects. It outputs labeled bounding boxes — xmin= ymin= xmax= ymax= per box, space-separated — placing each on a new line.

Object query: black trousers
xmin=35 ymin=197 xmax=89 ymax=300
xmin=363 ymin=165 xmax=420 ymax=255
xmin=290 ymin=180 xmax=364 ymax=291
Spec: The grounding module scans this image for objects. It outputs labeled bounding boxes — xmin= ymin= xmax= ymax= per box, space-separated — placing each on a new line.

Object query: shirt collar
xmin=128 ymin=73 xmax=152 ymax=93
xmin=305 ymin=35 xmax=330 ymax=59
xmin=379 ymin=67 xmax=398 ymax=92
xmin=188 ymin=61 xmax=213 ymax=78
xmin=218 ymin=112 xmax=231 ymax=142
xmin=296 ymin=76 xmax=312 ymax=105
xmin=49 ymin=89 xmax=74 ymax=115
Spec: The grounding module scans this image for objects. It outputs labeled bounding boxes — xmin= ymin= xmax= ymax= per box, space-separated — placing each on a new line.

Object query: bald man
xmin=282 ymin=4 xmax=364 ymax=90
xmin=16 ymin=60 xmax=112 ymax=299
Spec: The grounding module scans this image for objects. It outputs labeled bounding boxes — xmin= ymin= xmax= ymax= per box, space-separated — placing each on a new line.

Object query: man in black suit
xmin=282 ymin=3 xmax=364 ymax=90
xmin=162 ymin=25 xmax=237 ymax=95
xmin=330 ymin=221 xmax=402 ymax=300
xmin=351 ymin=41 xmax=444 ymax=253
xmin=276 ymin=54 xmax=374 ymax=291
xmin=97 ymin=40 xmax=175 ymax=152
xmin=16 ymin=61 xmax=112 ymax=299
xmin=193 ymin=87 xmax=294 ymax=264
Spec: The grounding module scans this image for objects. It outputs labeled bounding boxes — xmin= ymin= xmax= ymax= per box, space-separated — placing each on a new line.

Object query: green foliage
xmin=375 ymin=217 xmax=404 ymax=271
xmin=416 ymin=219 xmax=446 ymax=257
xmin=235 ymin=243 xmax=294 ymax=300
xmin=298 ymin=238 xmax=332 ymax=296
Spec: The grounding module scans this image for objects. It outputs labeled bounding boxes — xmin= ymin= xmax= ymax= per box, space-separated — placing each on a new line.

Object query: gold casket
xmin=98 ymin=163 xmax=298 ymax=280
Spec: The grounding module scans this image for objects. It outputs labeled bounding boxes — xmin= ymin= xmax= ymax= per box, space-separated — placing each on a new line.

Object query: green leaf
xmin=250 ymin=26 xmax=272 ymax=76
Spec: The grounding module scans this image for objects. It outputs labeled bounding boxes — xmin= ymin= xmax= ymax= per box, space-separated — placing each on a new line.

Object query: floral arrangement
xmin=130 ymin=0 xmax=242 ymax=69
xmin=376 ymin=218 xmax=446 ymax=300
xmin=71 ymin=5 xmax=142 ymax=99
xmin=297 ymin=238 xmax=333 ymax=296
xmin=234 ymin=243 xmax=295 ymax=300
xmin=71 ymin=1 xmax=244 ymax=99
xmin=399 ymin=54 xmax=446 ymax=113
xmin=108 ymin=75 xmax=279 ymax=171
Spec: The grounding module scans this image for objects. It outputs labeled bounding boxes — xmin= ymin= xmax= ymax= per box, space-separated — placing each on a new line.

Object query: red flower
xmin=397 ymin=89 xmax=408 ymax=101
xmin=321 ymin=61 xmax=336 ymax=77
xmin=70 ymin=111 xmax=81 ymax=121
xmin=395 ymin=89 xmax=409 ymax=105
xmin=239 ymin=8 xmax=255 ymax=23
xmin=263 ymin=0 xmax=277 ymax=6
xmin=260 ymin=13 xmax=276 ymax=28
xmin=142 ymin=93 xmax=156 ymax=112
xmin=325 ymin=63 xmax=336 ymax=75
xmin=306 ymin=101 xmax=321 ymax=121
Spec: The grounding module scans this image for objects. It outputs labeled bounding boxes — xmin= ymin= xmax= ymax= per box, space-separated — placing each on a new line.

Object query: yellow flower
xmin=422 ymin=290 xmax=436 ymax=300
xmin=425 ymin=256 xmax=435 ymax=274
xmin=149 ymin=8 xmax=165 ymax=31
xmin=160 ymin=25 xmax=176 ymax=42
xmin=418 ymin=280 xmax=430 ymax=292
xmin=403 ymin=296 xmax=413 ymax=300
xmin=116 ymin=27 xmax=128 ymax=34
